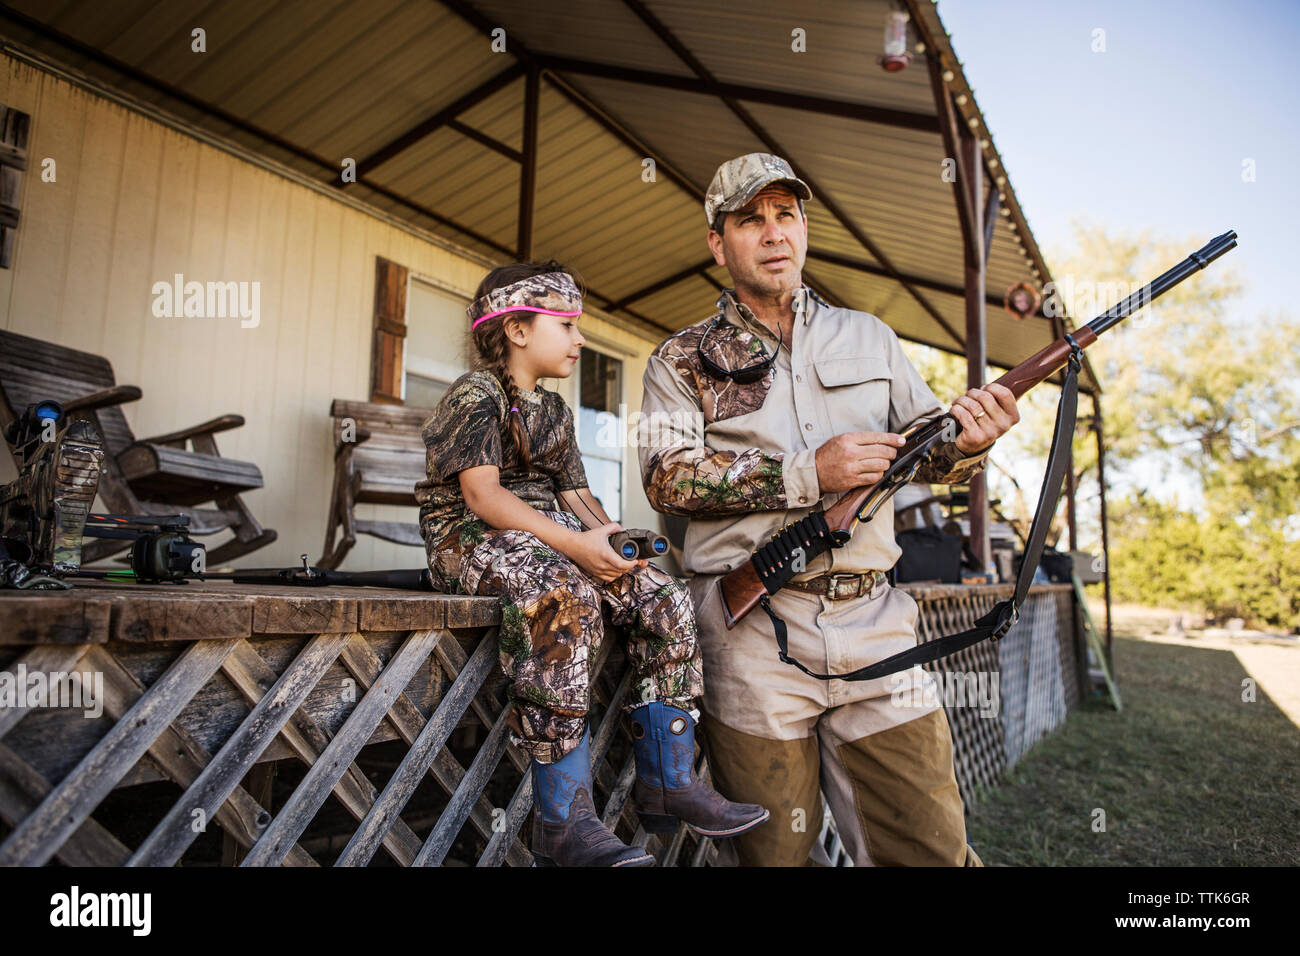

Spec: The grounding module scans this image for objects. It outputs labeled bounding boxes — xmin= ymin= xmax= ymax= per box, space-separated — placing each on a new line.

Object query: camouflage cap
xmin=704 ymin=152 xmax=812 ymax=230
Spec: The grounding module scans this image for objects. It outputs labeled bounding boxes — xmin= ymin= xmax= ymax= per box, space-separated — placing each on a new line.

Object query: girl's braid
xmin=473 ymin=317 xmax=532 ymax=468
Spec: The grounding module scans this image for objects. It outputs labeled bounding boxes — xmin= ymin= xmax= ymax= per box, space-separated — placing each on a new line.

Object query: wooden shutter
xmin=0 ymin=105 xmax=29 ymax=269
xmin=370 ymin=256 xmax=408 ymax=404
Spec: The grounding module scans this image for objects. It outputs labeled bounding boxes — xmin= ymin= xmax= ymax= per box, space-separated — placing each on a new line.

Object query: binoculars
xmin=608 ymin=528 xmax=670 ymax=561
xmin=4 ymin=399 xmax=64 ymax=454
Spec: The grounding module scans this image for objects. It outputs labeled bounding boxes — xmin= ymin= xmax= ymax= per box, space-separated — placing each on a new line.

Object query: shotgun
xmin=718 ymin=230 xmax=1239 ymax=629
xmin=201 ymin=554 xmax=436 ymax=590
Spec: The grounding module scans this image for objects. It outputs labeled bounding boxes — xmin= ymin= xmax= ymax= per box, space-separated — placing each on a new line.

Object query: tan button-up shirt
xmin=638 ymin=286 xmax=991 ymax=578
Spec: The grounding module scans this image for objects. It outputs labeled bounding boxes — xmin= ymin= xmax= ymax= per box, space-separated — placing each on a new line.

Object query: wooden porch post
xmin=927 ymin=49 xmax=991 ymax=575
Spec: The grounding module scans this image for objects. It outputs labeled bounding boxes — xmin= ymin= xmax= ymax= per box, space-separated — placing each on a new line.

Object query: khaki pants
xmin=689 ymin=574 xmax=982 ymax=867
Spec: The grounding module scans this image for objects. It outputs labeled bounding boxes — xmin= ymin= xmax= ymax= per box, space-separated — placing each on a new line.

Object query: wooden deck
xmin=0 ymin=579 xmax=1079 ymax=866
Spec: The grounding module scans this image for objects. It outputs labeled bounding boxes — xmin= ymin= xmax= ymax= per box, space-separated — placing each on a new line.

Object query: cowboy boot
xmin=630 ymin=702 xmax=770 ymax=838
xmin=531 ymin=728 xmax=655 ymax=867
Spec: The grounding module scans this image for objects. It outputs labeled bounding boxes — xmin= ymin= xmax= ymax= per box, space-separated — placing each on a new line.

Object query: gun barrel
xmin=1087 ymin=230 xmax=1237 ymax=337
xmin=994 ymin=231 xmax=1238 ymax=400
xmin=321 ymin=569 xmax=434 ymax=590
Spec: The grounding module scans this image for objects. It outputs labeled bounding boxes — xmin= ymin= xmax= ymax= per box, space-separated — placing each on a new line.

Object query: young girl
xmin=416 ymin=261 xmax=768 ymax=867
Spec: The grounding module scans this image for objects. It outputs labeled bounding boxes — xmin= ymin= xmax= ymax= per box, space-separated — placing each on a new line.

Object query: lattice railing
xmin=0 ymin=581 xmax=1077 ymax=865
xmin=0 ymin=584 xmax=721 ymax=866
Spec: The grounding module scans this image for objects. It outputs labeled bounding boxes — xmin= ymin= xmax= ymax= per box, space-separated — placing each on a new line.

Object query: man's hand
xmin=949 ymin=383 xmax=1020 ymax=454
xmin=815 ymin=431 xmax=906 ymax=493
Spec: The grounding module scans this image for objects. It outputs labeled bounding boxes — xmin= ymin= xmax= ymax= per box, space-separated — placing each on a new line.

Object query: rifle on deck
xmin=201 ymin=554 xmax=435 ymax=590
xmin=75 ymin=546 xmax=435 ymax=591
xmin=716 ymin=230 xmax=1238 ymax=680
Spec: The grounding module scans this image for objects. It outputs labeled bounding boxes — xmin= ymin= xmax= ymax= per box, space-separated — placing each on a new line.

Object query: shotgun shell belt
xmin=783 ymin=570 xmax=888 ymax=601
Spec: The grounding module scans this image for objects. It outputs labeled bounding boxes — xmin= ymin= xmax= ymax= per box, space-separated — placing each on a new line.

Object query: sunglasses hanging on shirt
xmin=697 ymin=315 xmax=783 ymax=384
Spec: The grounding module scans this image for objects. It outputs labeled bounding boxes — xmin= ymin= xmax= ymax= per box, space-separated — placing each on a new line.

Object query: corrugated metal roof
xmin=0 ymin=0 xmax=1097 ymax=389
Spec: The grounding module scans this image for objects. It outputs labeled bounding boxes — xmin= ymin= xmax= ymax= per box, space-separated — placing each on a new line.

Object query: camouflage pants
xmin=428 ymin=510 xmax=704 ymax=763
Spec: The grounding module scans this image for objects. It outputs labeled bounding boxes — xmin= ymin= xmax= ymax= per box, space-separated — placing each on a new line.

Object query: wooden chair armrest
xmin=61 ymin=385 xmax=143 ymax=413
xmin=139 ymin=414 xmax=245 ymax=446
xmin=335 ymin=424 xmax=373 ymax=457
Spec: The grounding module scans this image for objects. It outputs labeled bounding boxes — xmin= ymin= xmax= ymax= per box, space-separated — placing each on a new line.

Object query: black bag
xmin=1013 ymin=545 xmax=1073 ymax=584
xmin=895 ymin=527 xmax=963 ymax=583
xmin=1038 ymin=547 xmax=1074 ymax=583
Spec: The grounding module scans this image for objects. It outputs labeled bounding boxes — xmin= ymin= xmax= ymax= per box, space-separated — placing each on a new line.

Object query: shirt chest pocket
xmin=814 ymin=357 xmax=893 ymax=436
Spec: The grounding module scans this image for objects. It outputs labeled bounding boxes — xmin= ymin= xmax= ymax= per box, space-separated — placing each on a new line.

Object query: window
xmin=404 ymin=278 xmax=471 ymax=409
xmin=575 ymin=348 xmax=623 ymax=522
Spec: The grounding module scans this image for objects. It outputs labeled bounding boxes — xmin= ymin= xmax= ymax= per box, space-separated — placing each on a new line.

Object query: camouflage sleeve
xmin=637 ymin=354 xmax=796 ymax=517
xmin=913 ymin=437 xmax=992 ymax=485
xmin=552 ymin=399 xmax=589 ymax=492
xmin=423 ymin=377 xmax=505 ymax=481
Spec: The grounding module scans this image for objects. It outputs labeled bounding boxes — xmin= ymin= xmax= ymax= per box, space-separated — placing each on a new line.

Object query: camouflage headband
xmin=467 ymin=271 xmax=583 ymax=329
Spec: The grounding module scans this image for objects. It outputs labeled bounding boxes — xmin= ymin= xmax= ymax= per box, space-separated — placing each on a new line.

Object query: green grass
xmin=965 ymin=634 xmax=1300 ymax=866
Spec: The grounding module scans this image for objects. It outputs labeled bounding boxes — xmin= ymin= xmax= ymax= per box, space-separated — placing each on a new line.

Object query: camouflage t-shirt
xmin=415 ymin=369 xmax=588 ymax=550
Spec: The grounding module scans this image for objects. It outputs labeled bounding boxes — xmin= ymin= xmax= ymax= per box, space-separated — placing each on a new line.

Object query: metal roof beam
xmin=517 ymin=65 xmax=539 ymax=259
xmin=606 ymin=259 xmax=717 ymax=310
xmin=619 ymin=0 xmax=965 ymax=350
xmin=446 ymin=119 xmax=522 ymax=162
xmin=805 ymin=246 xmax=1049 ymax=316
xmin=0 ymin=4 xmax=517 ymax=258
xmin=544 ymin=74 xmax=858 ymax=318
xmin=427 ymin=2 xmax=683 ymax=333
xmin=982 ymin=183 xmax=1000 ymax=265
xmin=541 ymin=71 xmax=704 ymax=204
xmin=434 ymin=0 xmax=860 ymax=325
xmin=698 ymin=270 xmax=725 ymax=293
xmin=533 ymin=54 xmax=939 ymax=133
xmin=351 ymin=180 xmax=514 ymax=256
xmin=347 ymin=61 xmax=526 ymax=178
xmin=800 ymin=270 xmax=850 ymax=310
xmin=0 ymin=5 xmax=332 ymax=174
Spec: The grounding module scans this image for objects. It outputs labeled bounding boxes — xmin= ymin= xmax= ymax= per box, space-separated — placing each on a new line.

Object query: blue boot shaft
xmin=630 ymin=702 xmax=696 ymax=790
xmin=531 ymin=728 xmax=592 ymax=823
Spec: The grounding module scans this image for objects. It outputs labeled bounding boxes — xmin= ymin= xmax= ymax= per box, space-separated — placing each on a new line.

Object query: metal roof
xmin=0 ymin=0 xmax=1098 ymax=390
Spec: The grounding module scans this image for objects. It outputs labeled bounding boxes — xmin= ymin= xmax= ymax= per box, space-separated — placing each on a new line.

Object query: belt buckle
xmin=826 ymin=573 xmax=859 ymax=601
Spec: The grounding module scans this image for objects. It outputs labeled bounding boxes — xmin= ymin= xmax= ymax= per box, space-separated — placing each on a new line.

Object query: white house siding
xmin=0 ymin=54 xmax=665 ymax=572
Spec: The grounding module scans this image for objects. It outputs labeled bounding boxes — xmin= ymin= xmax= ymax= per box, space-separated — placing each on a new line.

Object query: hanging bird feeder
xmin=881 ymin=10 xmax=913 ymax=72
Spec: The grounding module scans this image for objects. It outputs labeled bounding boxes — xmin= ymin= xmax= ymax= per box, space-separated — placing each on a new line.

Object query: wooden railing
xmin=0 ymin=580 xmax=1078 ymax=865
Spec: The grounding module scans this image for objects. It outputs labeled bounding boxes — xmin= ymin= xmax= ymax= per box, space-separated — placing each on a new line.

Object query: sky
xmin=934 ymin=0 xmax=1300 ymax=540
xmin=939 ymin=0 xmax=1299 ymax=329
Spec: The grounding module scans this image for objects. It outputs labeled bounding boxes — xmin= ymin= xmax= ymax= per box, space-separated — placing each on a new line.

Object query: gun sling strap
xmin=757 ymin=341 xmax=1084 ymax=682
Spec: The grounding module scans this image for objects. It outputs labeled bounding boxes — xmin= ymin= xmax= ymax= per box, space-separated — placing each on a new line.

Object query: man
xmin=637 ymin=153 xmax=1020 ymax=866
